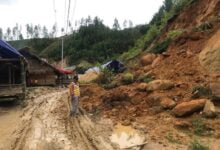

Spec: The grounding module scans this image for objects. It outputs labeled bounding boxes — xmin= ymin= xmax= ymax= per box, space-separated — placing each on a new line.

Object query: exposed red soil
xmin=80 ymin=0 xmax=220 ymax=148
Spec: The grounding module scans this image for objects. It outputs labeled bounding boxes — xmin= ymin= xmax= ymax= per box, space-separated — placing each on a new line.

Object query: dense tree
xmin=113 ymin=18 xmax=121 ymax=30
xmin=26 ymin=24 xmax=30 ymax=39
xmin=164 ymin=0 xmax=173 ymax=12
xmin=123 ymin=20 xmax=128 ymax=28
xmin=6 ymin=27 xmax=12 ymax=40
xmin=50 ymin=23 xmax=57 ymax=37
xmin=85 ymin=16 xmax=92 ymax=26
xmin=33 ymin=25 xmax=40 ymax=38
xmin=48 ymin=17 xmax=143 ymax=64
xmin=128 ymin=20 xmax=133 ymax=28
xmin=42 ymin=26 xmax=49 ymax=38
xmin=19 ymin=33 xmax=24 ymax=40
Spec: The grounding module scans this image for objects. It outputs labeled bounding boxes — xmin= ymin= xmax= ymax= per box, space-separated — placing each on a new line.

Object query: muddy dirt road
xmin=0 ymin=87 xmax=115 ymax=150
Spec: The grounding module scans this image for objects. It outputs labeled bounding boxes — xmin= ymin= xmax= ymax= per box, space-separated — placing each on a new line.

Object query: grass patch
xmin=95 ymin=67 xmax=120 ymax=89
xmin=137 ymin=74 xmax=154 ymax=83
xmin=195 ymin=22 xmax=213 ymax=32
xmin=165 ymin=133 xmax=182 ymax=144
xmin=120 ymin=48 xmax=142 ymax=61
xmin=150 ymin=38 xmax=172 ymax=54
xmin=189 ymin=139 xmax=209 ymax=150
xmin=76 ymin=61 xmax=93 ymax=74
xmin=96 ymin=67 xmax=114 ymax=85
xmin=167 ymin=29 xmax=184 ymax=39
xmin=191 ymin=118 xmax=212 ymax=136
xmin=122 ymin=73 xmax=134 ymax=84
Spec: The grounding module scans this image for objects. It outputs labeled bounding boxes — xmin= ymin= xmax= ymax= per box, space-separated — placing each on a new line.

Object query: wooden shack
xmin=19 ymin=47 xmax=62 ymax=86
xmin=0 ymin=40 xmax=26 ymax=101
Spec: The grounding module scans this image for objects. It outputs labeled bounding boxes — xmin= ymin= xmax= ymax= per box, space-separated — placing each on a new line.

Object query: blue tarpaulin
xmin=0 ymin=40 xmax=22 ymax=59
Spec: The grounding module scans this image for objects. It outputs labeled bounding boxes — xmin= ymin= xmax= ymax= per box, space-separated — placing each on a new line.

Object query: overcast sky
xmin=0 ymin=0 xmax=163 ymax=35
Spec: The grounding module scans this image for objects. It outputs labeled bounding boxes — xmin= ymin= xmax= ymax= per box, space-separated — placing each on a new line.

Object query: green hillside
xmin=9 ymin=0 xmax=194 ymax=66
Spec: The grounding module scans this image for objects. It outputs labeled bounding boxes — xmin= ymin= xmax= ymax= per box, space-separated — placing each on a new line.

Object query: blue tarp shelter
xmin=0 ymin=40 xmax=22 ymax=59
xmin=86 ymin=60 xmax=126 ymax=74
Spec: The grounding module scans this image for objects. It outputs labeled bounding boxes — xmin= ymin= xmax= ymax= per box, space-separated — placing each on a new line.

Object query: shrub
xmin=137 ymin=74 xmax=154 ymax=83
xmin=191 ymin=118 xmax=211 ymax=136
xmin=192 ymin=118 xmax=205 ymax=136
xmin=167 ymin=29 xmax=184 ymax=39
xmin=143 ymin=25 xmax=160 ymax=49
xmin=120 ymin=48 xmax=142 ymax=61
xmin=76 ymin=61 xmax=93 ymax=74
xmin=174 ymin=0 xmax=197 ymax=15
xmin=150 ymin=38 xmax=172 ymax=54
xmin=96 ymin=67 xmax=114 ymax=85
xmin=102 ymin=81 xmax=118 ymax=89
xmin=122 ymin=73 xmax=134 ymax=84
xmin=165 ymin=132 xmax=181 ymax=144
xmin=195 ymin=22 xmax=213 ymax=32
xmin=189 ymin=139 xmax=209 ymax=150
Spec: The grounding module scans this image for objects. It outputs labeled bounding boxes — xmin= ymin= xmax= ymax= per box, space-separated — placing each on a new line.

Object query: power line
xmin=53 ymin=0 xmax=57 ymax=23
xmin=70 ymin=0 xmax=77 ymax=30
xmin=66 ymin=0 xmax=71 ymax=34
xmin=64 ymin=0 xmax=67 ymax=33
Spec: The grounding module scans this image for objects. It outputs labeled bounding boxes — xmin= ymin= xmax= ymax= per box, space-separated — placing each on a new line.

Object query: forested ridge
xmin=7 ymin=0 xmax=194 ymax=65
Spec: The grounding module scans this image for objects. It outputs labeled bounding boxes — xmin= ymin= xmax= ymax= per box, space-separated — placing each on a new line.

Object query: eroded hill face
xmin=200 ymin=29 xmax=220 ymax=72
xmin=79 ymin=1 xmax=220 ymax=148
xmin=147 ymin=0 xmax=220 ymax=82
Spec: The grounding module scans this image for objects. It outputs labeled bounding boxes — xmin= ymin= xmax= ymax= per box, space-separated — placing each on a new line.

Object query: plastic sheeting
xmin=0 ymin=40 xmax=22 ymax=59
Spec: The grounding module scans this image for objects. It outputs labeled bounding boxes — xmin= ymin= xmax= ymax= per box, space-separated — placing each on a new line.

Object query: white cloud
xmin=0 ymin=0 xmax=164 ymax=36
xmin=0 ymin=0 xmax=18 ymax=5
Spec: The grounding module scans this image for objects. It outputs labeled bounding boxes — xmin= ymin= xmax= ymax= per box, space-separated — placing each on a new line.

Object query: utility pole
xmin=61 ymin=36 xmax=64 ymax=68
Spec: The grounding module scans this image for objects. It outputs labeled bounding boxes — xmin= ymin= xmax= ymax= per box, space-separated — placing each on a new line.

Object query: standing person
xmin=69 ymin=75 xmax=80 ymax=117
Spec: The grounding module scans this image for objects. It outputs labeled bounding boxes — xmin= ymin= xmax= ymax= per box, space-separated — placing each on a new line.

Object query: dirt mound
xmin=199 ymin=29 xmax=220 ymax=72
xmin=79 ymin=72 xmax=99 ymax=83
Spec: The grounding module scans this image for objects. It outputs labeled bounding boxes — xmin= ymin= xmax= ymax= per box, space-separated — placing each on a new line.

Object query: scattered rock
xmin=145 ymin=71 xmax=155 ymax=78
xmin=147 ymin=80 xmax=174 ymax=91
xmin=143 ymin=66 xmax=152 ymax=73
xmin=210 ymin=82 xmax=220 ymax=101
xmin=128 ymin=107 xmax=137 ymax=113
xmin=203 ymin=100 xmax=217 ymax=118
xmin=162 ymin=52 xmax=170 ymax=57
xmin=147 ymin=95 xmax=162 ymax=107
xmin=172 ymin=99 xmax=207 ymax=117
xmin=160 ymin=98 xmax=176 ymax=109
xmin=136 ymin=83 xmax=148 ymax=92
xmin=149 ymin=106 xmax=163 ymax=115
xmin=140 ymin=54 xmax=156 ymax=66
xmin=151 ymin=55 xmax=163 ymax=68
xmin=102 ymin=90 xmax=130 ymax=107
xmin=130 ymin=97 xmax=143 ymax=105
xmin=121 ymin=119 xmax=131 ymax=126
xmin=174 ymin=121 xmax=191 ymax=129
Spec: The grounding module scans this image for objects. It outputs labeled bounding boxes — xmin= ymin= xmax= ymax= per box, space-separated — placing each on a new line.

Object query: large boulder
xmin=140 ymin=54 xmax=156 ymax=66
xmin=147 ymin=80 xmax=174 ymax=91
xmin=203 ymin=100 xmax=217 ymax=118
xmin=160 ymin=98 xmax=176 ymax=109
xmin=172 ymin=99 xmax=207 ymax=117
xmin=151 ymin=55 xmax=163 ymax=68
xmin=136 ymin=83 xmax=148 ymax=92
xmin=210 ymin=82 xmax=220 ymax=101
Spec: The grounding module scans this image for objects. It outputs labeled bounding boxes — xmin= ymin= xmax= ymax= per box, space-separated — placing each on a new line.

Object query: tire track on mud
xmin=65 ymin=95 xmax=115 ymax=150
xmin=12 ymin=90 xmax=68 ymax=150
xmin=12 ymin=88 xmax=114 ymax=150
